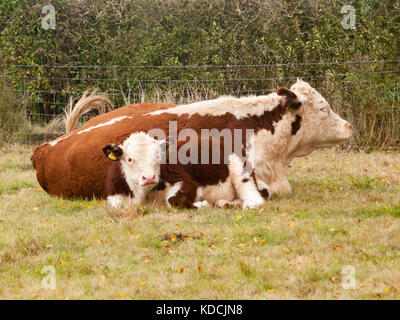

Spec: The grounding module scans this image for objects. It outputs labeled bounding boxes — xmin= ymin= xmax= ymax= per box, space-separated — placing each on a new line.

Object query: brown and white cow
xmin=31 ymin=80 xmax=352 ymax=205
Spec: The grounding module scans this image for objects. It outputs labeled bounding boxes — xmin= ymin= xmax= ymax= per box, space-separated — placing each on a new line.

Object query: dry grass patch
xmin=0 ymin=143 xmax=399 ymax=299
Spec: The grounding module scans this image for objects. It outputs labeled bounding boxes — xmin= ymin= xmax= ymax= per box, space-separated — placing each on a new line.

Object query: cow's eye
xmin=128 ymin=158 xmax=133 ymax=163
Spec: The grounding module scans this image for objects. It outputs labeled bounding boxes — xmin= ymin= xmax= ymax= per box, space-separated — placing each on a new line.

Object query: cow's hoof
xmin=232 ymin=199 xmax=242 ymax=208
xmin=215 ymin=199 xmax=242 ymax=208
xmin=193 ymin=200 xmax=210 ymax=209
xmin=215 ymin=199 xmax=232 ymax=208
xmin=242 ymin=199 xmax=263 ymax=210
xmin=107 ymin=195 xmax=124 ymax=209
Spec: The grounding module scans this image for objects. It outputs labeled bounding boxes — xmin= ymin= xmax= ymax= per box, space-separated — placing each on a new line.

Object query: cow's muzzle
xmin=141 ymin=174 xmax=157 ymax=186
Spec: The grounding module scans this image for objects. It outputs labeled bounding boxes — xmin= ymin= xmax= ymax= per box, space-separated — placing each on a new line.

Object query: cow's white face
xmin=289 ymin=79 xmax=352 ymax=156
xmin=104 ymin=132 xmax=164 ymax=192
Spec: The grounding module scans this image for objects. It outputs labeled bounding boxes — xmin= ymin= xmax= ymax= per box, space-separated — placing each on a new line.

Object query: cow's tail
xmin=64 ymin=90 xmax=114 ymax=133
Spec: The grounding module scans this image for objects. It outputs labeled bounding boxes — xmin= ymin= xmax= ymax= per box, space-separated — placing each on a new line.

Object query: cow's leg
xmin=165 ymin=180 xmax=200 ymax=209
xmin=228 ymin=154 xmax=264 ymax=210
xmin=201 ymin=177 xmax=236 ymax=207
xmin=192 ymin=187 xmax=210 ymax=208
xmin=215 ymin=199 xmax=242 ymax=208
xmin=255 ymin=167 xmax=292 ymax=198
xmin=260 ymin=176 xmax=292 ymax=198
xmin=107 ymin=194 xmax=129 ymax=208
xmin=256 ymin=180 xmax=270 ymax=199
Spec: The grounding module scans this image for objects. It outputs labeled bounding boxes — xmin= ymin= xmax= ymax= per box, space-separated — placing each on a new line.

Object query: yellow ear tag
xmin=108 ymin=152 xmax=117 ymax=161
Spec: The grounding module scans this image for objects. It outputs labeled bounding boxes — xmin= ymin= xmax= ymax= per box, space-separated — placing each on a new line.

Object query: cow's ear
xmin=277 ymin=87 xmax=302 ymax=110
xmin=103 ymin=144 xmax=123 ymax=161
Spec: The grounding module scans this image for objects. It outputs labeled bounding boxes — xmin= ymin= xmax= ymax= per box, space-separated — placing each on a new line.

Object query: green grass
xmin=0 ymin=144 xmax=400 ymax=299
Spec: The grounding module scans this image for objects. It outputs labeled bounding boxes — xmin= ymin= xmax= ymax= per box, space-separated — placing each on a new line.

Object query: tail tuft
xmin=64 ymin=90 xmax=114 ymax=133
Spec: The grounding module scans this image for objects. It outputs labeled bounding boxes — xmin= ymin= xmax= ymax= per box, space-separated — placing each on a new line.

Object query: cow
xmin=31 ymin=80 xmax=352 ymax=206
xmin=103 ymin=132 xmax=164 ymax=208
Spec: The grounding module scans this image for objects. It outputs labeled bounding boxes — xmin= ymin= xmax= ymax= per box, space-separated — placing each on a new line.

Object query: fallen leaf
xmin=198 ymin=266 xmax=202 ymax=272
xmin=119 ymin=293 xmax=124 ymax=297
xmin=333 ymin=244 xmax=343 ymax=251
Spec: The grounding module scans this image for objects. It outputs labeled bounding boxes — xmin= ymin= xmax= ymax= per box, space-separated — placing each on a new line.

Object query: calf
xmin=103 ymin=132 xmax=163 ymax=208
xmin=155 ymin=135 xmax=264 ymax=209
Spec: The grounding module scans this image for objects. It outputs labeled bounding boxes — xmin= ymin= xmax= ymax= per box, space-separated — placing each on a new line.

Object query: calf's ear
xmin=103 ymin=144 xmax=123 ymax=161
xmin=277 ymin=87 xmax=302 ymax=110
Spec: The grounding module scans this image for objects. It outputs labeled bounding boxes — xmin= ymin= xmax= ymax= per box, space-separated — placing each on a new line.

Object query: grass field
xmin=0 ymin=143 xmax=399 ymax=299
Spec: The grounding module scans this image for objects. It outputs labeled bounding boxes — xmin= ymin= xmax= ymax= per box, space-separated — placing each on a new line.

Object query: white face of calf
xmin=103 ymin=132 xmax=164 ymax=193
xmin=288 ymin=79 xmax=353 ymax=156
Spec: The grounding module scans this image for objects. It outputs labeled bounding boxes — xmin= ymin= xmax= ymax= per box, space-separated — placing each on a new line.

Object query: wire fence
xmin=1 ymin=59 xmax=400 ymax=147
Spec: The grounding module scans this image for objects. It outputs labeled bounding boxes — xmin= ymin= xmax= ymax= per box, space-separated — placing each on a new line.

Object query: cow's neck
xmin=253 ymin=113 xmax=300 ymax=196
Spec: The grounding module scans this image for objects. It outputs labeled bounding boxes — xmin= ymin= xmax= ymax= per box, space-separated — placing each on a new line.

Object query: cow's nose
xmin=345 ymin=122 xmax=352 ymax=130
xmin=142 ymin=174 xmax=156 ymax=185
